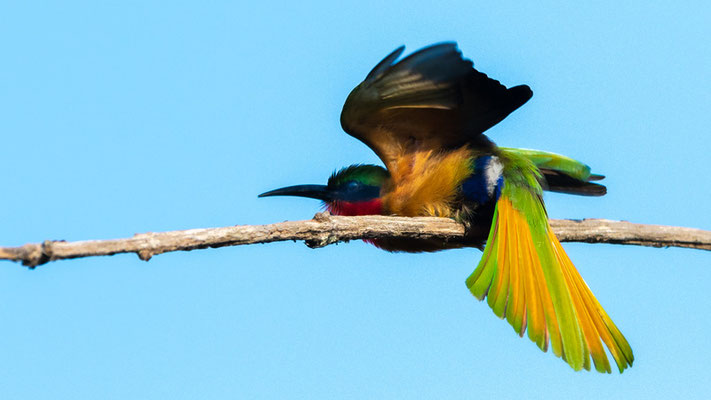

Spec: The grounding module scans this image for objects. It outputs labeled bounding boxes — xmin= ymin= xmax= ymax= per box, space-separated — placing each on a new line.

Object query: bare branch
xmin=1 ymin=213 xmax=709 ymax=268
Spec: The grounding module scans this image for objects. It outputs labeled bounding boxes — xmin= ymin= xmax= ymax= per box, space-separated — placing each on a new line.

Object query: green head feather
xmin=328 ymin=165 xmax=389 ymax=188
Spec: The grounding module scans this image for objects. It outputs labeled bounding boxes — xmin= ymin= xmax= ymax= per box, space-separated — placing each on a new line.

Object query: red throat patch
xmin=327 ymin=199 xmax=383 ymax=216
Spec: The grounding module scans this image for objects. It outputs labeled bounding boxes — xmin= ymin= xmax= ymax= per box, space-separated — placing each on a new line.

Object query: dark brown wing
xmin=340 ymin=42 xmax=532 ymax=170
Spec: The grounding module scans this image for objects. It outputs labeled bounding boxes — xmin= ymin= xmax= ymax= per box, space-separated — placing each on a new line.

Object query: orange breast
xmin=382 ymin=146 xmax=474 ymax=217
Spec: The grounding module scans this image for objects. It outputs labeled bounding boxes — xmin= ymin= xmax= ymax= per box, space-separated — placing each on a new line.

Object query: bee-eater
xmin=260 ymin=43 xmax=633 ymax=373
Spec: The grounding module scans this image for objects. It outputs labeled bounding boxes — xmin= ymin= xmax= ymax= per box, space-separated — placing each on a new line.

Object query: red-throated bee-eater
xmin=260 ymin=43 xmax=633 ymax=373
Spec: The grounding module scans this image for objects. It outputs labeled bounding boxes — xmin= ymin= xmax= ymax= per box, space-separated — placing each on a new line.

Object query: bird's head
xmin=259 ymin=165 xmax=389 ymax=216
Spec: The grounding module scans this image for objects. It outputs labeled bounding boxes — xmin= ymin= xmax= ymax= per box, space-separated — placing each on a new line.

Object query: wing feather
xmin=499 ymin=147 xmax=607 ymax=196
xmin=341 ymin=43 xmax=532 ymax=171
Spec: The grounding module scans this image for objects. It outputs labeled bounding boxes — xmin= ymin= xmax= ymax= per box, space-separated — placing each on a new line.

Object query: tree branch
xmin=1 ymin=213 xmax=709 ymax=268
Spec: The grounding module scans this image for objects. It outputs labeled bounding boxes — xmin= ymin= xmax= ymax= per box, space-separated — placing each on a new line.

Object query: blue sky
xmin=1 ymin=1 xmax=710 ymax=399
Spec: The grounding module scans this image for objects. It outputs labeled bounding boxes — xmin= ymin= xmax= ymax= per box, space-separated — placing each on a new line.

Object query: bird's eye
xmin=346 ymin=181 xmax=361 ymax=191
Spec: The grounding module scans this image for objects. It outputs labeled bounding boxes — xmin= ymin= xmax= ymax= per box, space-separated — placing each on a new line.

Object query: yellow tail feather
xmin=466 ymin=196 xmax=634 ymax=372
xmin=550 ymin=231 xmax=635 ymax=372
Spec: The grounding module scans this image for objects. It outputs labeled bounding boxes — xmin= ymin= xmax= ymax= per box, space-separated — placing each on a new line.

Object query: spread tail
xmin=466 ymin=192 xmax=633 ymax=372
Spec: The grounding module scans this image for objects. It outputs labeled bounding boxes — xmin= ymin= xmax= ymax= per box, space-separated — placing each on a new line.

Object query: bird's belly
xmin=369 ymin=237 xmax=470 ymax=252
xmin=368 ymin=214 xmax=492 ymax=253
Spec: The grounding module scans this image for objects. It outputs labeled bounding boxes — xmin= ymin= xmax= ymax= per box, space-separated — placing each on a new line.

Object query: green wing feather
xmin=499 ymin=147 xmax=593 ymax=181
xmin=500 ymin=147 xmax=607 ymax=196
xmin=465 ymin=153 xmax=633 ymax=372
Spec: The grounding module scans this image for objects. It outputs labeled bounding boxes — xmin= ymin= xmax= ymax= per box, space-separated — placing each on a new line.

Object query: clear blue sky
xmin=1 ymin=1 xmax=710 ymax=399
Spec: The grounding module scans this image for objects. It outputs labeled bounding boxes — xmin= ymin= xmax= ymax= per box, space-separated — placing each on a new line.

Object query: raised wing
xmin=340 ymin=42 xmax=532 ymax=171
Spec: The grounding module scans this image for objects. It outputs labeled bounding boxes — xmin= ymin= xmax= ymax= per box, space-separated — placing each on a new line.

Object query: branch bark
xmin=1 ymin=213 xmax=709 ymax=268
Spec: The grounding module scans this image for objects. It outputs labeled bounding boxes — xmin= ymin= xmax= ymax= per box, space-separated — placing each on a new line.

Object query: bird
xmin=259 ymin=42 xmax=634 ymax=373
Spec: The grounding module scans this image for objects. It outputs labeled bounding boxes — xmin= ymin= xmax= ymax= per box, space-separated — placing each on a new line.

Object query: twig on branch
xmin=1 ymin=213 xmax=709 ymax=268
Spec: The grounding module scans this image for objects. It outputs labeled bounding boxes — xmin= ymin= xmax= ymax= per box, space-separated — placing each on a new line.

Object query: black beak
xmin=258 ymin=184 xmax=332 ymax=201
